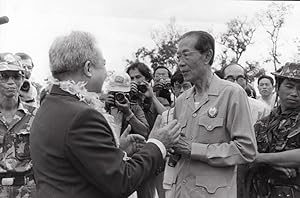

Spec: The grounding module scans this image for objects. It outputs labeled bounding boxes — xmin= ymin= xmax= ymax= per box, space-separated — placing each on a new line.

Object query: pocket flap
xmin=198 ymin=117 xmax=223 ymax=131
xmin=196 ymin=175 xmax=227 ymax=194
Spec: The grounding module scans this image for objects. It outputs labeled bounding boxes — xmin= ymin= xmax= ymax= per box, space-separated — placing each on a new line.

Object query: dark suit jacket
xmin=30 ymin=85 xmax=164 ymax=198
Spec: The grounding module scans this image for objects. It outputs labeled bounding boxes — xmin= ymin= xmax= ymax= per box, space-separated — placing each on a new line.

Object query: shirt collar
xmin=185 ymin=74 xmax=220 ymax=99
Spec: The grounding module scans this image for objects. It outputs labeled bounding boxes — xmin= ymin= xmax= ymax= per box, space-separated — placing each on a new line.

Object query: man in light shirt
xmin=163 ymin=30 xmax=257 ymax=198
xmin=257 ymin=75 xmax=276 ymax=110
xmin=222 ymin=63 xmax=270 ymax=124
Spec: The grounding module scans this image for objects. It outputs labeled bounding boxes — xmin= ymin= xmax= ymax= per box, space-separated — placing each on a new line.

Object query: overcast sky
xmin=1 ymin=0 xmax=300 ymax=84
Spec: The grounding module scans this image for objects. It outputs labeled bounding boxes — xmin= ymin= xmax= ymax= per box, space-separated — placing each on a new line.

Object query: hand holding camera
xmin=105 ymin=92 xmax=131 ymax=115
xmin=130 ymin=81 xmax=148 ymax=94
xmin=153 ymin=78 xmax=171 ymax=92
xmin=119 ymin=125 xmax=146 ymax=156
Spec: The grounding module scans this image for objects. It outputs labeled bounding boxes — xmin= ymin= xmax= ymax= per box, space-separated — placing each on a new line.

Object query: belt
xmin=0 ymin=171 xmax=34 ymax=186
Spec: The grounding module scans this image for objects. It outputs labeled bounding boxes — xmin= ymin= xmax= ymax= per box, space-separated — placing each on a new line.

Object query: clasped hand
xmin=172 ymin=134 xmax=192 ymax=158
xmin=119 ymin=125 xmax=146 ymax=156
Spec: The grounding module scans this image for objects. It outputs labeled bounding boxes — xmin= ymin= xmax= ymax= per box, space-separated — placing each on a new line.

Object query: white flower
xmin=49 ymin=79 xmax=120 ymax=147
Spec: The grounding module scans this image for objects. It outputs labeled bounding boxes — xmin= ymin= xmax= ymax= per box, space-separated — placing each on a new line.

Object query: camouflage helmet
xmin=0 ymin=53 xmax=24 ymax=72
xmin=272 ymin=62 xmax=300 ymax=80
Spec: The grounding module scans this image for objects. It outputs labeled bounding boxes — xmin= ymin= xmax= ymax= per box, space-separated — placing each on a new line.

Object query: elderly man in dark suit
xmin=29 ymin=31 xmax=181 ymax=198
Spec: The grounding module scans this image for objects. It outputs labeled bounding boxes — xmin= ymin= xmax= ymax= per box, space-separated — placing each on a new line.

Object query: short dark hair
xmin=15 ymin=52 xmax=32 ymax=60
xmin=15 ymin=52 xmax=34 ymax=67
xmin=126 ymin=62 xmax=153 ymax=82
xmin=171 ymin=69 xmax=184 ymax=87
xmin=153 ymin=66 xmax=172 ymax=78
xmin=258 ymin=75 xmax=274 ymax=86
xmin=180 ymin=31 xmax=215 ymax=65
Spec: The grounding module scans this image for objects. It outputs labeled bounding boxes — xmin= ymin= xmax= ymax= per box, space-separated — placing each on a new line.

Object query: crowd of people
xmin=0 ymin=30 xmax=299 ymax=198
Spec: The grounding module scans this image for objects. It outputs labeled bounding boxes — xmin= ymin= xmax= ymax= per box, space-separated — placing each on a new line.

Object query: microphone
xmin=0 ymin=16 xmax=9 ymax=25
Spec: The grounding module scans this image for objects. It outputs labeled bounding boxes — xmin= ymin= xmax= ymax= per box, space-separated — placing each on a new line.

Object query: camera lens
xmin=138 ymin=84 xmax=147 ymax=93
xmin=21 ymin=81 xmax=30 ymax=92
xmin=115 ymin=92 xmax=126 ymax=104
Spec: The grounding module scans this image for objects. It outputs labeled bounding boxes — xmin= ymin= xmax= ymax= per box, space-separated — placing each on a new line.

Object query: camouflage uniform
xmin=0 ymin=101 xmax=37 ymax=198
xmin=245 ymin=63 xmax=300 ymax=198
xmin=0 ymin=53 xmax=36 ymax=198
xmin=245 ymin=107 xmax=300 ymax=198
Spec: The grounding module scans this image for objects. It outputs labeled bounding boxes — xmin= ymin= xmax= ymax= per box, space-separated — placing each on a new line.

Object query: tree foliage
xmin=218 ymin=17 xmax=256 ymax=65
xmin=257 ymin=3 xmax=293 ymax=71
xmin=244 ymin=61 xmax=266 ymax=83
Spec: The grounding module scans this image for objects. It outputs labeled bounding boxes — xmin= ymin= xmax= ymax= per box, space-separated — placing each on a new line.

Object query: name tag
xmin=1 ymin=177 xmax=14 ymax=185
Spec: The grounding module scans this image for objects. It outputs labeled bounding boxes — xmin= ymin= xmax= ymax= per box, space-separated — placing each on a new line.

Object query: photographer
xmin=127 ymin=62 xmax=167 ymax=198
xmin=105 ymin=71 xmax=149 ymax=138
xmin=153 ymin=66 xmax=172 ymax=107
xmin=15 ymin=52 xmax=38 ymax=107
xmin=127 ymin=62 xmax=167 ymax=130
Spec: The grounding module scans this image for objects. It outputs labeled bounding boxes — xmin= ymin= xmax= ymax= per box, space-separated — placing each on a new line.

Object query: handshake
xmin=120 ymin=115 xmax=181 ymax=157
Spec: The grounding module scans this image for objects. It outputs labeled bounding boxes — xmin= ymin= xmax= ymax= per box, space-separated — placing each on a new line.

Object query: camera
xmin=21 ymin=80 xmax=30 ymax=92
xmin=137 ymin=84 xmax=148 ymax=93
xmin=153 ymin=79 xmax=171 ymax=92
xmin=114 ymin=92 xmax=127 ymax=104
xmin=168 ymin=153 xmax=181 ymax=167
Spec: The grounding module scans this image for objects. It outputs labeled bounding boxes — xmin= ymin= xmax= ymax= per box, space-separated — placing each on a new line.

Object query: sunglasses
xmin=0 ymin=71 xmax=24 ymax=82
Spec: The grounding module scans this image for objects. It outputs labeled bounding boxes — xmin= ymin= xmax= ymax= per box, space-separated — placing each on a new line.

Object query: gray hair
xmin=49 ymin=31 xmax=102 ymax=75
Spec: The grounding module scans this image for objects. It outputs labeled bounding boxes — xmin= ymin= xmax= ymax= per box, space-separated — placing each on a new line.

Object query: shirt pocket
xmin=195 ymin=175 xmax=227 ymax=194
xmin=198 ymin=116 xmax=224 ymax=132
xmin=14 ymin=130 xmax=31 ymax=160
xmin=181 ymin=175 xmax=228 ymax=197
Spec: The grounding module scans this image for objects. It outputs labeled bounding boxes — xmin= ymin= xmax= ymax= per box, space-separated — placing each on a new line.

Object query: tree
xmin=126 ymin=18 xmax=183 ymax=71
xmin=215 ymin=48 xmax=235 ymax=68
xmin=257 ymin=3 xmax=293 ymax=71
xmin=218 ymin=17 xmax=256 ymax=65
xmin=244 ymin=61 xmax=266 ymax=83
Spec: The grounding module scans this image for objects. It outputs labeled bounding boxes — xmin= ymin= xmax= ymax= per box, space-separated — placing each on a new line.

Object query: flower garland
xmin=47 ymin=78 xmax=120 ymax=147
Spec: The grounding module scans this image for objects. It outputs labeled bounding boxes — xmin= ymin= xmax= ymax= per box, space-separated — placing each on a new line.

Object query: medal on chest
xmin=208 ymin=107 xmax=218 ymax=118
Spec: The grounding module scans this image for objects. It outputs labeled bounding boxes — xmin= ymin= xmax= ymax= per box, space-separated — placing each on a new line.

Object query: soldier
xmin=0 ymin=53 xmax=36 ymax=197
xmin=246 ymin=63 xmax=300 ymax=198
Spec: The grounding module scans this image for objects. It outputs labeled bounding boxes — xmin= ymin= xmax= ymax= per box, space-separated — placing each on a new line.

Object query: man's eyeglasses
xmin=0 ymin=71 xmax=24 ymax=82
xmin=175 ymin=50 xmax=199 ymax=62
xmin=224 ymin=75 xmax=246 ymax=82
xmin=174 ymin=82 xmax=192 ymax=91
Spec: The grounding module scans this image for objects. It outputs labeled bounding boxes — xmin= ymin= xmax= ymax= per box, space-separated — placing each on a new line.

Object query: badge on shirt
xmin=208 ymin=107 xmax=218 ymax=118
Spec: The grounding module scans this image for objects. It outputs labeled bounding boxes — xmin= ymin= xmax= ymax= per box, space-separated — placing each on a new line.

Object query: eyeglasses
xmin=175 ymin=50 xmax=200 ymax=62
xmin=0 ymin=71 xmax=24 ymax=82
xmin=224 ymin=75 xmax=246 ymax=82
xmin=174 ymin=82 xmax=192 ymax=91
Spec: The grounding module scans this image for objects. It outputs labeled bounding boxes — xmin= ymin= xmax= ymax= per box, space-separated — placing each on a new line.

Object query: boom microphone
xmin=0 ymin=16 xmax=9 ymax=25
